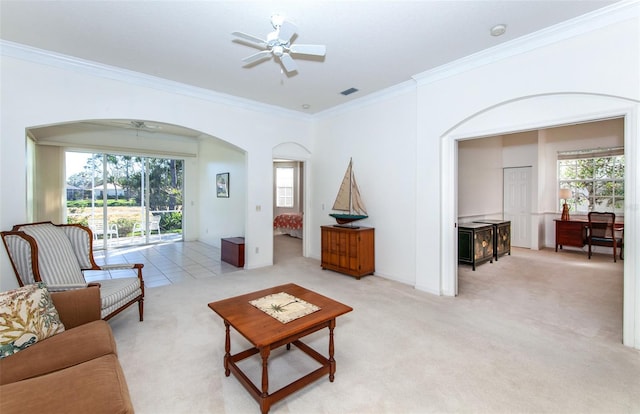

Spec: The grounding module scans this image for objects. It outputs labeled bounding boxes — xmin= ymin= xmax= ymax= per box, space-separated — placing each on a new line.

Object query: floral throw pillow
xmin=0 ymin=282 xmax=66 ymax=359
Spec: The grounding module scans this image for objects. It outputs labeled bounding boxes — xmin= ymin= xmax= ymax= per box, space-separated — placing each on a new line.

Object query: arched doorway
xmin=440 ymin=93 xmax=639 ymax=348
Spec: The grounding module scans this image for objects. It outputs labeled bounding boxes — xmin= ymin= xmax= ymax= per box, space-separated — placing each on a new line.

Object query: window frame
xmin=557 ymin=147 xmax=624 ymax=215
xmin=275 ymin=166 xmax=295 ymax=208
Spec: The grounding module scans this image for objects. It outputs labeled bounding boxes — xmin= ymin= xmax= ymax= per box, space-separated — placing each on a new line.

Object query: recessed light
xmin=302 ymin=104 xmax=310 ymax=109
xmin=490 ymin=24 xmax=507 ymax=37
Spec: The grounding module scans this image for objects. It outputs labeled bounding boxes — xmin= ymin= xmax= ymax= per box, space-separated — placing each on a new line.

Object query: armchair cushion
xmin=98 ymin=278 xmax=143 ymax=319
xmin=0 ymin=282 xmax=66 ymax=359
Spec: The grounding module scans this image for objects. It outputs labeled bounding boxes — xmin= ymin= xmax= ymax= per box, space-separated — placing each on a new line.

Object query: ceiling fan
xmin=232 ymin=15 xmax=326 ymax=74
xmin=92 ymin=120 xmax=162 ymax=133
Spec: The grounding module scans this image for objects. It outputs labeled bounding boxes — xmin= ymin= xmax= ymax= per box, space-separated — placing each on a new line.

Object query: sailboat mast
xmin=348 ymin=158 xmax=353 ymax=215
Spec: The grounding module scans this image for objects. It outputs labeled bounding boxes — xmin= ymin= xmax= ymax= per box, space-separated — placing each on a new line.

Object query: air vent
xmin=340 ymin=87 xmax=359 ymax=96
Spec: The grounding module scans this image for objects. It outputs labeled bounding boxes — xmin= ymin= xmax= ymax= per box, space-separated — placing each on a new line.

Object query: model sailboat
xmin=329 ymin=158 xmax=368 ymax=226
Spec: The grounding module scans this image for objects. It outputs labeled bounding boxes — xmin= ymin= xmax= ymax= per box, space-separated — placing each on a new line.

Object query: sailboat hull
xmin=329 ymin=213 xmax=368 ymax=225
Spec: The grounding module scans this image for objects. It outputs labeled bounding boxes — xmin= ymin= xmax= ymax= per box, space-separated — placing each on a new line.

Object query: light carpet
xmin=108 ymin=236 xmax=639 ymax=413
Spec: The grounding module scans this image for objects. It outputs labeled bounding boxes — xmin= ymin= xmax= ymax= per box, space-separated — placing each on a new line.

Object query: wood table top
xmin=208 ymin=283 xmax=353 ymax=348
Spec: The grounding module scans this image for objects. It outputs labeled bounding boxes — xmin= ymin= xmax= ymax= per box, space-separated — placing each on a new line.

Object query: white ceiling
xmin=1 ymin=0 xmax=620 ymax=116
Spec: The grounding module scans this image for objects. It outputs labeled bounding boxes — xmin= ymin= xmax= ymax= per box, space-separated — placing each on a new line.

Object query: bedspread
xmin=274 ymin=213 xmax=303 ymax=238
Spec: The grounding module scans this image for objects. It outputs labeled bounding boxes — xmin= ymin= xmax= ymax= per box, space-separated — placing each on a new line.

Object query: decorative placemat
xmin=249 ymin=292 xmax=320 ymax=323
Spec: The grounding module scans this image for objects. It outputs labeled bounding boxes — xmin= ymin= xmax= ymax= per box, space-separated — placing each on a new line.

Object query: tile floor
xmin=88 ymin=240 xmax=245 ymax=288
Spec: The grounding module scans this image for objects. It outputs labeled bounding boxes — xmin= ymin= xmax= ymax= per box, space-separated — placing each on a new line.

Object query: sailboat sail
xmin=330 ymin=158 xmax=368 ymax=225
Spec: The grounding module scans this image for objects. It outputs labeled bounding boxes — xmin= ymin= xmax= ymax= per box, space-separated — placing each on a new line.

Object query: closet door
xmin=503 ymin=167 xmax=531 ymax=248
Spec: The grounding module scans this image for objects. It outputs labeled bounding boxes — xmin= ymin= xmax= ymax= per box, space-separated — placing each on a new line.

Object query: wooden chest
xmin=321 ymin=225 xmax=374 ymax=279
xmin=221 ymin=237 xmax=245 ymax=267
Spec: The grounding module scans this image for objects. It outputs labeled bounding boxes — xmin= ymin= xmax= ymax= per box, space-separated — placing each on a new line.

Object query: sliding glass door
xmin=65 ymin=151 xmax=183 ymax=249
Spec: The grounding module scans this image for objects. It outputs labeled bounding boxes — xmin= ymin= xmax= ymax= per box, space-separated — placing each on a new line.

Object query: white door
xmin=503 ymin=167 xmax=532 ymax=248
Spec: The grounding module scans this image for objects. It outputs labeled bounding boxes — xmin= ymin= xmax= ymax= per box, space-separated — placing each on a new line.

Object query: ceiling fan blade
xmin=289 ymin=44 xmax=326 ymax=56
xmin=231 ymin=31 xmax=267 ymax=46
xmin=242 ymin=50 xmax=272 ymax=64
xmin=277 ymin=20 xmax=297 ymax=43
xmin=279 ymin=53 xmax=298 ymax=73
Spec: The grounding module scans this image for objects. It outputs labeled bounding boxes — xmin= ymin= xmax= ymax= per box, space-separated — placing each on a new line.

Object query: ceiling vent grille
xmin=340 ymin=87 xmax=359 ymax=96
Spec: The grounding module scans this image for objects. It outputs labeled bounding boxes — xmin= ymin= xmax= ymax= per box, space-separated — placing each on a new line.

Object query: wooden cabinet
xmin=555 ymin=219 xmax=587 ymax=251
xmin=474 ymin=220 xmax=511 ymax=260
xmin=321 ymin=225 xmax=375 ymax=279
xmin=458 ymin=223 xmax=494 ymax=271
xmin=221 ymin=237 xmax=245 ymax=267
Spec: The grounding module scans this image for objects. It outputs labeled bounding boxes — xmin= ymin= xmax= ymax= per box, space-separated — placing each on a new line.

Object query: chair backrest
xmin=60 ymin=224 xmax=98 ymax=269
xmin=1 ymin=231 xmax=39 ymax=286
xmin=88 ymin=219 xmax=104 ymax=232
xmin=11 ymin=222 xmax=87 ymax=286
xmin=149 ymin=215 xmax=161 ymax=230
xmin=588 ymin=212 xmax=615 ymax=239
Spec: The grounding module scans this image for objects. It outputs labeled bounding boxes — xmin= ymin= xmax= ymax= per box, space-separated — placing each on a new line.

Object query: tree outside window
xmin=558 ymin=148 xmax=624 ymax=214
xmin=276 ymin=167 xmax=294 ymax=208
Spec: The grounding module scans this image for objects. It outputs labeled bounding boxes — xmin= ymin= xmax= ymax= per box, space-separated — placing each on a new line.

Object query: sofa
xmin=0 ymin=285 xmax=134 ymax=413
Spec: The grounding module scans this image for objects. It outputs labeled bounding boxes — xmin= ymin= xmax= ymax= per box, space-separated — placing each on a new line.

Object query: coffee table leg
xmin=260 ymin=346 xmax=271 ymax=414
xmin=329 ymin=319 xmax=336 ymax=382
xmin=224 ymin=321 xmax=231 ymax=377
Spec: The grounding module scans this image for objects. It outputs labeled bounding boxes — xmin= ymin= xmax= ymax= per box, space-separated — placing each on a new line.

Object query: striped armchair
xmin=1 ymin=222 xmax=144 ymax=321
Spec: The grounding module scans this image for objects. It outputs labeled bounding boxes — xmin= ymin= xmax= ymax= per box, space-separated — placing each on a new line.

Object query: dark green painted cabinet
xmin=474 ymin=220 xmax=511 ymax=260
xmin=458 ymin=223 xmax=494 ymax=271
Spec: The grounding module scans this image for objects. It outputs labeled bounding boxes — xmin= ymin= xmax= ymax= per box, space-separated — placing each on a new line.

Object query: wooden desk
xmin=221 ymin=237 xmax=245 ymax=267
xmin=555 ymin=219 xmax=587 ymax=251
xmin=555 ymin=219 xmax=624 ymax=255
xmin=208 ymin=284 xmax=353 ymax=414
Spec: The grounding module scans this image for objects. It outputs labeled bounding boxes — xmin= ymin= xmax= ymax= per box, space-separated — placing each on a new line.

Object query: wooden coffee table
xmin=208 ymin=283 xmax=353 ymax=414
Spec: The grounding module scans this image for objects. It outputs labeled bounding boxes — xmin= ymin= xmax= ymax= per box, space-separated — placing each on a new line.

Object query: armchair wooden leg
xmin=138 ymin=298 xmax=144 ymax=321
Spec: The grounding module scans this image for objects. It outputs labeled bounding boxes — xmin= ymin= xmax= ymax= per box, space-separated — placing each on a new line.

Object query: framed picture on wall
xmin=216 ymin=172 xmax=229 ymax=198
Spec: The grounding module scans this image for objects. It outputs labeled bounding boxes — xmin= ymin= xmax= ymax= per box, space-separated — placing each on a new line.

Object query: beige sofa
xmin=0 ymin=286 xmax=134 ymax=413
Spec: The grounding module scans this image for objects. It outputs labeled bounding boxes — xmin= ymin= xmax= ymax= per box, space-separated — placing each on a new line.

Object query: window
xmin=276 ymin=167 xmax=294 ymax=207
xmin=65 ymin=151 xmax=184 ymax=249
xmin=558 ymin=147 xmax=624 ymax=214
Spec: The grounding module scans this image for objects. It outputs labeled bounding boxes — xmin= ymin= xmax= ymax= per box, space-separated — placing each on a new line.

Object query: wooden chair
xmin=587 ymin=212 xmax=623 ymax=262
xmin=1 ymin=221 xmax=144 ymax=321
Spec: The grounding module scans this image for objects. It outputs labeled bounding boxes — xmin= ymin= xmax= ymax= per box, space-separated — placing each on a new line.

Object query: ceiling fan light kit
xmin=232 ymin=14 xmax=326 ymax=74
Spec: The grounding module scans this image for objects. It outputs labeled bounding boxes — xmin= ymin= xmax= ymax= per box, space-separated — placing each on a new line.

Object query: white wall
xmin=0 ymin=49 xmax=313 ymax=290
xmin=458 ymin=136 xmax=504 ymax=222
xmin=313 ymin=86 xmax=418 ymax=285
xmin=198 ymin=138 xmax=246 ymax=247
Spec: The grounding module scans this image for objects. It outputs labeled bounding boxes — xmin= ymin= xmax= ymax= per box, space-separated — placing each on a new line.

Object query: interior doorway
xmin=272 ymin=160 xmax=304 ymax=261
xmin=444 ymin=94 xmax=637 ymax=348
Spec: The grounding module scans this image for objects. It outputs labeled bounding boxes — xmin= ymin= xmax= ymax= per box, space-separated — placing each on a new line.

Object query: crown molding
xmin=413 ymin=0 xmax=639 ymax=85
xmin=0 ymin=40 xmax=312 ymax=122
xmin=314 ymin=80 xmax=417 ymax=120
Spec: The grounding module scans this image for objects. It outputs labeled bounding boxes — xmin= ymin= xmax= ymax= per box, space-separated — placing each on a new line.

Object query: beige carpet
xmin=108 ymin=236 xmax=639 ymax=413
